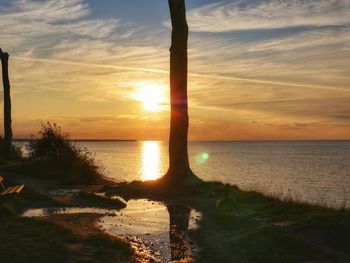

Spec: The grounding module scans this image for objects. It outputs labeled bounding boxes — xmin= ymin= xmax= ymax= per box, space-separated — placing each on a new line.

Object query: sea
xmin=75 ymin=140 xmax=350 ymax=208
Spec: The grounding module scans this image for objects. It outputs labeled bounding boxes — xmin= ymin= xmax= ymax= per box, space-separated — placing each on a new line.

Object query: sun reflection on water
xmin=141 ymin=141 xmax=161 ymax=181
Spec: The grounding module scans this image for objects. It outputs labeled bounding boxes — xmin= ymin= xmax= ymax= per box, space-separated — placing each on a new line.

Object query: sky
xmin=0 ymin=0 xmax=349 ymax=140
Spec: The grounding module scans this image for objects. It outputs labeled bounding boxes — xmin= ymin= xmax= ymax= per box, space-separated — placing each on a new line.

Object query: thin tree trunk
xmin=0 ymin=49 xmax=13 ymax=160
xmin=165 ymin=0 xmax=191 ymax=186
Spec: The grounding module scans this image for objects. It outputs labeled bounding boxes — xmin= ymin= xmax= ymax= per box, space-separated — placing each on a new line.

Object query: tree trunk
xmin=165 ymin=0 xmax=191 ymax=186
xmin=0 ymin=49 xmax=13 ymax=160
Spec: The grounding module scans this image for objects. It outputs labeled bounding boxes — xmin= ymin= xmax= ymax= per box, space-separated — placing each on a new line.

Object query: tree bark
xmin=0 ymin=49 xmax=13 ymax=160
xmin=165 ymin=0 xmax=191 ymax=186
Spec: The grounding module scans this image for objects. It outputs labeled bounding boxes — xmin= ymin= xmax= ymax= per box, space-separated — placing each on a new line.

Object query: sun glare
xmin=141 ymin=141 xmax=161 ymax=181
xmin=134 ymin=82 xmax=167 ymax=111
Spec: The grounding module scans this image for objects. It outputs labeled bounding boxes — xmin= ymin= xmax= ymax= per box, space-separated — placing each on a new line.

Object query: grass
xmin=0 ymin=215 xmax=70 ymax=263
xmin=0 ymin=214 xmax=132 ymax=263
xmin=241 ymin=182 xmax=348 ymax=209
xmin=106 ymin=180 xmax=350 ymax=263
xmin=0 ymin=180 xmax=132 ymax=263
xmin=192 ymin=183 xmax=350 ymax=262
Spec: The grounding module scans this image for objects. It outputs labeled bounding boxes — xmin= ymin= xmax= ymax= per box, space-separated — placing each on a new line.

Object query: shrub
xmin=26 ymin=122 xmax=103 ymax=184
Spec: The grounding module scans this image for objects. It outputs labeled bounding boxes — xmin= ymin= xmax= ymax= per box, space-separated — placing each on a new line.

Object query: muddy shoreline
xmin=21 ymin=184 xmax=202 ymax=262
xmin=4 ymin=170 xmax=350 ymax=263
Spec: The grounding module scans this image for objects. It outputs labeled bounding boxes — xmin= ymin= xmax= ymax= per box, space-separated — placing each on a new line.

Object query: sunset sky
xmin=0 ymin=0 xmax=349 ymax=140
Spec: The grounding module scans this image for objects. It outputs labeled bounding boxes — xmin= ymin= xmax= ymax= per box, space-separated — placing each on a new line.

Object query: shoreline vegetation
xmin=0 ymin=124 xmax=349 ymax=262
xmin=17 ymin=122 xmax=105 ymax=185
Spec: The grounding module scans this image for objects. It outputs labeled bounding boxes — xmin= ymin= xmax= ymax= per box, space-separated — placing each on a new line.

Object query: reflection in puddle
xmin=22 ymin=198 xmax=201 ymax=262
xmin=101 ymin=199 xmax=170 ymax=261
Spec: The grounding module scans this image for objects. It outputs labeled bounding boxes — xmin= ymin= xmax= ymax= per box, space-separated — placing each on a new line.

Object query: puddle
xmin=100 ymin=199 xmax=170 ymax=261
xmin=21 ymin=207 xmax=118 ymax=217
xmin=22 ymin=198 xmax=201 ymax=262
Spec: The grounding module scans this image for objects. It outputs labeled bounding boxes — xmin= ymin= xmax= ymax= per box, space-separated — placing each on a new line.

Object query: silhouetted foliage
xmin=26 ymin=122 xmax=103 ymax=184
xmin=0 ymin=136 xmax=22 ymax=160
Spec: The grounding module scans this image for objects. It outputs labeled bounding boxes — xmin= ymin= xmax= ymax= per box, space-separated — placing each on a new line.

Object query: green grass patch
xmin=0 ymin=215 xmax=132 ymax=263
xmin=193 ymin=183 xmax=350 ymax=262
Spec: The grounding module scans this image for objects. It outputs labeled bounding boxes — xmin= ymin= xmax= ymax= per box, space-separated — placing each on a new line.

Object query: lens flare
xmin=196 ymin=152 xmax=209 ymax=165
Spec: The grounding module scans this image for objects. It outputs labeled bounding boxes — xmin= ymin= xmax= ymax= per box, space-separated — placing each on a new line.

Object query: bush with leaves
xmin=26 ymin=122 xmax=103 ymax=184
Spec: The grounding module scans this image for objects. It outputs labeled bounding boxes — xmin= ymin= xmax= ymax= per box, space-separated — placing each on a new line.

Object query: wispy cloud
xmin=14 ymin=54 xmax=350 ymax=93
xmin=246 ymin=28 xmax=350 ymax=52
xmin=187 ymin=25 xmax=350 ymax=91
xmin=187 ymin=0 xmax=350 ymax=32
xmin=0 ymin=0 xmax=168 ymax=103
xmin=0 ymin=0 xmax=122 ymax=51
xmin=5 ymin=0 xmax=90 ymax=22
xmin=1 ymin=0 xmax=349 ymax=139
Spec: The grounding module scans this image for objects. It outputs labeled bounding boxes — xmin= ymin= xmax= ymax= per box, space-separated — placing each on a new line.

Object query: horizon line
xmin=12 ymin=138 xmax=350 ymax=142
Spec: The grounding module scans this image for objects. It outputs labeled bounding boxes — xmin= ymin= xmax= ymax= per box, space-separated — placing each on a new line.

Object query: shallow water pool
xmin=22 ymin=198 xmax=201 ymax=262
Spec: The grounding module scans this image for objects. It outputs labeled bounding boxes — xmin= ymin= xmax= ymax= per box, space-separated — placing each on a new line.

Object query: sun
xmin=134 ymin=82 xmax=167 ymax=111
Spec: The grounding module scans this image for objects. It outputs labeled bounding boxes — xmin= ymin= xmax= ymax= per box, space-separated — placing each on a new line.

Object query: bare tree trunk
xmin=0 ymin=49 xmax=13 ymax=160
xmin=165 ymin=0 xmax=191 ymax=186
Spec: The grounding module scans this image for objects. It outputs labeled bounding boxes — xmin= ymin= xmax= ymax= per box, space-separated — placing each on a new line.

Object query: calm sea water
xmin=76 ymin=141 xmax=350 ymax=208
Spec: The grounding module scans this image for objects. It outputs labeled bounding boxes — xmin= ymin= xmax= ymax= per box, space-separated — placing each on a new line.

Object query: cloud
xmin=187 ymin=0 xmax=350 ymax=32
xmin=50 ymin=114 xmax=152 ymax=122
xmin=246 ymin=28 xmax=350 ymax=52
xmin=187 ymin=25 xmax=350 ymax=92
xmin=1 ymin=0 xmax=349 ymax=139
xmin=0 ymin=0 xmax=168 ymax=103
xmin=227 ymin=97 xmax=350 ymax=118
xmin=330 ymin=115 xmax=350 ymax=120
xmin=5 ymin=0 xmax=90 ymax=22
xmin=0 ymin=0 xmax=121 ymax=49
